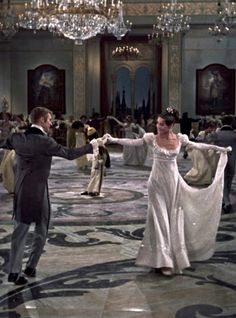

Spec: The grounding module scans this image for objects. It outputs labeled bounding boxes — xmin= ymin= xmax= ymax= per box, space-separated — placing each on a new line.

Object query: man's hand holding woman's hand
xmin=94 ymin=134 xmax=110 ymax=147
xmin=101 ymin=134 xmax=118 ymax=144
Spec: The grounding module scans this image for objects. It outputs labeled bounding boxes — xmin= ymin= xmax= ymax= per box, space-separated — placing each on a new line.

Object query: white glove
xmin=217 ymin=146 xmax=232 ymax=154
xmin=96 ymin=137 xmax=106 ymax=147
xmin=105 ymin=134 xmax=118 ymax=144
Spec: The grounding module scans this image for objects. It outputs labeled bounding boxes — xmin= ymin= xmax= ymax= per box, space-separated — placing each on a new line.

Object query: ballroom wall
xmin=0 ymin=32 xmax=74 ymax=117
xmin=0 ymin=26 xmax=236 ymax=118
xmin=182 ymin=27 xmax=236 ymax=117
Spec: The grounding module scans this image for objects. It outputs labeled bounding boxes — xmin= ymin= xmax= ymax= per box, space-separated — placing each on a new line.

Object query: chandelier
xmin=208 ymin=1 xmax=233 ymax=42
xmin=208 ymin=19 xmax=230 ymax=42
xmin=0 ymin=0 xmax=19 ymax=39
xmin=148 ymin=0 xmax=191 ymax=40
xmin=18 ymin=0 xmax=132 ymax=45
xmin=112 ymin=45 xmax=140 ymax=60
xmin=220 ymin=0 xmax=236 ymax=27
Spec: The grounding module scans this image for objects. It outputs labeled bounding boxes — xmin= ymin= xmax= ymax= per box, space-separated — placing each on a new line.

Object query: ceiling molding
xmin=125 ymin=2 xmax=217 ymax=16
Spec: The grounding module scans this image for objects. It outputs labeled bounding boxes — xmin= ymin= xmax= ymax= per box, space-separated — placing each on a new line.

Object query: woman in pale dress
xmin=1 ymin=149 xmax=15 ymax=193
xmin=72 ymin=121 xmax=90 ymax=171
xmin=184 ymin=120 xmax=219 ymax=186
xmin=107 ymin=115 xmax=147 ymax=166
xmin=0 ymin=112 xmax=16 ymax=191
xmin=105 ymin=108 xmax=230 ymax=276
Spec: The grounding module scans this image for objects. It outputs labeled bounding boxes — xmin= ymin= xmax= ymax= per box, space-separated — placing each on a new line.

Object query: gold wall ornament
xmin=183 ymin=2 xmax=217 ymax=15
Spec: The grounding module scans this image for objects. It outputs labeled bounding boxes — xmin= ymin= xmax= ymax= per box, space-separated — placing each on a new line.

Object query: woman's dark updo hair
xmin=159 ymin=107 xmax=179 ymax=126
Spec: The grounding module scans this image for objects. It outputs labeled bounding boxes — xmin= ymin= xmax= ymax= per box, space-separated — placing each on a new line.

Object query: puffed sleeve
xmin=143 ymin=133 xmax=155 ymax=145
xmin=177 ymin=133 xmax=189 ymax=146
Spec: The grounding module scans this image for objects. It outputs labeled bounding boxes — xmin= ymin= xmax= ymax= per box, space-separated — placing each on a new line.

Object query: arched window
xmin=134 ymin=67 xmax=151 ymax=118
xmin=115 ymin=67 xmax=131 ymax=115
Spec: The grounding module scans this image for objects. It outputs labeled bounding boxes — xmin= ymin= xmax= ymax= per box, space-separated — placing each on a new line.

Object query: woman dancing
xmin=107 ymin=115 xmax=147 ymax=166
xmin=105 ymin=108 xmax=230 ymax=276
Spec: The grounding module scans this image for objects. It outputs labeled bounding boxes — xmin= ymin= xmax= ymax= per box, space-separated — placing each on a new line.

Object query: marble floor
xmin=0 ymin=146 xmax=236 ymax=318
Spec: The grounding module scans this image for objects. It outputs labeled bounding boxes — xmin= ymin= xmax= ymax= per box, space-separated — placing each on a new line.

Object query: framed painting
xmin=28 ymin=64 xmax=65 ymax=116
xmin=196 ymin=64 xmax=235 ymax=115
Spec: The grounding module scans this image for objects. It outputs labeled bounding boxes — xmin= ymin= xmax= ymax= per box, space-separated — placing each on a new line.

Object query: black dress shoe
xmin=89 ymin=192 xmax=99 ymax=197
xmin=8 ymin=273 xmax=28 ymax=285
xmin=81 ymin=191 xmax=88 ymax=195
xmin=149 ymin=268 xmax=162 ymax=274
xmin=24 ymin=267 xmax=36 ymax=277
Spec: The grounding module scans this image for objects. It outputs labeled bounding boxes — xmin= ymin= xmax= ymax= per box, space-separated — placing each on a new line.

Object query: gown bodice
xmin=147 ymin=135 xmax=181 ymax=179
xmin=152 ymin=139 xmax=181 ymax=161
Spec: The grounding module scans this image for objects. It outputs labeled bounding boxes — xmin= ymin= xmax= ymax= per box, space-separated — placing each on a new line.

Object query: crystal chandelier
xmin=148 ymin=0 xmax=190 ymax=40
xmin=50 ymin=0 xmax=107 ymax=44
xmin=208 ymin=19 xmax=230 ymax=42
xmin=112 ymin=45 xmax=139 ymax=60
xmin=18 ymin=0 xmax=50 ymax=33
xmin=107 ymin=2 xmax=132 ymax=40
xmin=208 ymin=1 xmax=232 ymax=42
xmin=0 ymin=0 xmax=19 ymax=39
xmin=220 ymin=0 xmax=236 ymax=28
xmin=18 ymin=0 xmax=132 ymax=45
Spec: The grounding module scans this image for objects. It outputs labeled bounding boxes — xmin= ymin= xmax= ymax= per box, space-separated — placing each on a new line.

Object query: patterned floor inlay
xmin=0 ymin=148 xmax=236 ymax=317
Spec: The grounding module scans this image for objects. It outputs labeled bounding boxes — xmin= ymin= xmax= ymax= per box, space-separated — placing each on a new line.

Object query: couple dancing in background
xmin=0 ymin=106 xmax=230 ymax=285
xmin=107 ymin=115 xmax=147 ymax=166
